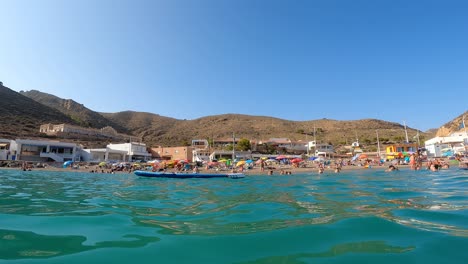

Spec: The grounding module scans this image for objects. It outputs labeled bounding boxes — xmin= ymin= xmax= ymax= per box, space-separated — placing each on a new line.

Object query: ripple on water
xmin=0 ymin=169 xmax=467 ymax=262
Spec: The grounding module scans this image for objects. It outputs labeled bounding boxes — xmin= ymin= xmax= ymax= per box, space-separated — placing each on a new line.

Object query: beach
xmin=1 ymin=160 xmax=393 ymax=176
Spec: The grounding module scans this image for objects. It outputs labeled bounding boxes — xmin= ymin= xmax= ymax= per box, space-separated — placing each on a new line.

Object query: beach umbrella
xmin=236 ymin=160 xmax=246 ymax=167
xmin=291 ymin=158 xmax=302 ymax=163
xmin=147 ymin=160 xmax=160 ymax=164
xmin=255 ymin=159 xmax=263 ymax=164
xmin=276 ymin=155 xmax=287 ymax=160
xmin=218 ymin=159 xmax=228 ymax=163
xmin=98 ymin=161 xmax=107 ymax=167
xmin=359 ymin=154 xmax=368 ymax=160
xmin=266 ymin=158 xmax=277 ymax=164
xmin=208 ymin=161 xmax=218 ymax=166
xmin=246 ymin=159 xmax=253 ymax=164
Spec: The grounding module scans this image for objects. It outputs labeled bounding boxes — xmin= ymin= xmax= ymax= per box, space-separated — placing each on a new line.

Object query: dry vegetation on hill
xmin=0 ymin=84 xmax=77 ymax=139
xmin=1 ymin=85 xmax=444 ymax=150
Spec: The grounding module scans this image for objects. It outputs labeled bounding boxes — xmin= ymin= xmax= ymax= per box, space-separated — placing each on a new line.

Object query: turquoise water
xmin=0 ymin=168 xmax=467 ymax=263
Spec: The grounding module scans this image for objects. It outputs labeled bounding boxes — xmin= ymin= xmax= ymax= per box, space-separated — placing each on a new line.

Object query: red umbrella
xmin=291 ymin=158 xmax=303 ymax=163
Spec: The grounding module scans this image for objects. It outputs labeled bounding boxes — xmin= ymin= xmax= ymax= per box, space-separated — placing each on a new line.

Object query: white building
xmin=425 ymin=132 xmax=468 ymax=157
xmin=80 ymin=148 xmax=129 ymax=162
xmin=308 ymin=141 xmax=335 ymax=157
xmin=81 ymin=142 xmax=152 ymax=162
xmin=192 ymin=139 xmax=211 ymax=162
xmin=0 ymin=139 xmax=13 ymax=160
xmin=8 ymin=139 xmax=79 ymax=162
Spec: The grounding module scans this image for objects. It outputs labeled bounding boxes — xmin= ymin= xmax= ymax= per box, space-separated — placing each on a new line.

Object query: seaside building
xmin=425 ymin=132 xmax=468 ymax=157
xmin=255 ymin=138 xmax=308 ymax=154
xmin=385 ymin=143 xmax=419 ymax=160
xmin=81 ymin=142 xmax=151 ymax=162
xmin=106 ymin=142 xmax=152 ymax=162
xmin=150 ymin=146 xmax=193 ymax=162
xmin=191 ymin=139 xmax=211 ymax=162
xmin=8 ymin=139 xmax=79 ymax=162
xmin=0 ymin=139 xmax=13 ymax=160
xmin=80 ymin=148 xmax=128 ymax=162
xmin=209 ymin=150 xmax=252 ymax=161
xmin=307 ymin=141 xmax=335 ymax=157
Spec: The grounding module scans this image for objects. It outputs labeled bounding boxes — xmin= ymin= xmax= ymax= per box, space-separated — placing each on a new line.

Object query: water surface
xmin=0 ymin=168 xmax=467 ymax=263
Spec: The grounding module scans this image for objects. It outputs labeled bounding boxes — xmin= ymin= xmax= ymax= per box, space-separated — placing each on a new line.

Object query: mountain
xmin=20 ymin=90 xmax=128 ymax=133
xmin=0 ymin=83 xmax=78 ymax=138
xmin=4 ymin=84 xmax=432 ymax=149
xmin=436 ymin=111 xmax=468 ymax=137
xmin=105 ymin=112 xmax=428 ymax=148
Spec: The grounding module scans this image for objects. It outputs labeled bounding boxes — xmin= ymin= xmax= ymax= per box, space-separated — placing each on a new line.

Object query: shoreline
xmin=0 ymin=162 xmax=395 ymax=175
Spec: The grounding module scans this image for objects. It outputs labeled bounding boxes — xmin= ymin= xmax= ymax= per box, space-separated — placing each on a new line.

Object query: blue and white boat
xmin=134 ymin=170 xmax=245 ymax=179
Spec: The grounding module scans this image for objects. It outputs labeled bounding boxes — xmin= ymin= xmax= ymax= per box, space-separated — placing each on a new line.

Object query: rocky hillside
xmin=3 ymin=84 xmax=432 ymax=149
xmin=0 ymin=83 xmax=78 ymax=138
xmin=104 ymin=112 xmax=428 ymax=148
xmin=21 ymin=90 xmax=128 ymax=133
xmin=436 ymin=111 xmax=468 ymax=136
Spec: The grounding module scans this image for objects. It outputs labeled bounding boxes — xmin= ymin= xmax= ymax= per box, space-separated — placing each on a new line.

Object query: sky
xmin=1 ymin=0 xmax=467 ymax=132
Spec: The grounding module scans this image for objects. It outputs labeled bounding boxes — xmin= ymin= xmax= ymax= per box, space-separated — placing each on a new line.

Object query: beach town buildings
xmin=0 ymin=138 xmax=152 ymax=163
xmin=424 ymin=131 xmax=468 ymax=157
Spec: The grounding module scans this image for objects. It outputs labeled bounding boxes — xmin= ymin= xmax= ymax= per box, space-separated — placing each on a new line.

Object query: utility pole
xmin=403 ymin=121 xmax=409 ymax=144
xmin=376 ymin=130 xmax=381 ymax=158
xmin=232 ymin=132 xmax=235 ymax=161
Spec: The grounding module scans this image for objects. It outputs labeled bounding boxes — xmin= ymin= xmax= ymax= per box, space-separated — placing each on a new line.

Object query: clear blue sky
xmin=1 ymin=0 xmax=467 ymax=131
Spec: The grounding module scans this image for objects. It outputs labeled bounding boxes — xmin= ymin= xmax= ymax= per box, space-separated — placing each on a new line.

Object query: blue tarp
xmin=63 ymin=161 xmax=73 ymax=168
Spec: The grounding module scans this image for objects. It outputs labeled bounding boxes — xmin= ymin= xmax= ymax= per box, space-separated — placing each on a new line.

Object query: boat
xmin=134 ymin=170 xmax=245 ymax=179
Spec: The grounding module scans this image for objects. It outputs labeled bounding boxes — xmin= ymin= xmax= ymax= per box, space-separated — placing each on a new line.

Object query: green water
xmin=0 ymin=168 xmax=467 ymax=263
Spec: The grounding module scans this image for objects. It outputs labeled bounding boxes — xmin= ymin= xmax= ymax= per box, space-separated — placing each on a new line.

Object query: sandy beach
xmin=0 ymin=161 xmax=391 ymax=176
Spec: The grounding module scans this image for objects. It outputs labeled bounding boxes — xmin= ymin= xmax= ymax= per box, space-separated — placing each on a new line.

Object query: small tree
xmin=237 ymin=138 xmax=251 ymax=151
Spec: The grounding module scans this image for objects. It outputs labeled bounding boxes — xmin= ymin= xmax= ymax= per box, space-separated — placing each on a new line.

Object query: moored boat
xmin=134 ymin=170 xmax=245 ymax=179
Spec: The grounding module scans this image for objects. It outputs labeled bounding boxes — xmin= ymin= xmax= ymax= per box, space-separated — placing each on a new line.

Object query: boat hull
xmin=134 ymin=170 xmax=245 ymax=179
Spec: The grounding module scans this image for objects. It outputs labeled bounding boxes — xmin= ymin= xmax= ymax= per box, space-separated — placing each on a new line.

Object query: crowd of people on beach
xmin=7 ymin=152 xmax=458 ymax=175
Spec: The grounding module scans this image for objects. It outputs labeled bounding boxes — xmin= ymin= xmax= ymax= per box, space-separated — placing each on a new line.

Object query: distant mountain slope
xmin=158 ymin=115 xmax=426 ymax=147
xmin=436 ymin=111 xmax=468 ymax=136
xmin=2 ymin=84 xmax=431 ymax=148
xmin=102 ymin=111 xmax=427 ymax=148
xmin=21 ymin=90 xmax=128 ymax=133
xmin=100 ymin=111 xmax=179 ymax=143
xmin=0 ymin=83 xmax=78 ymax=138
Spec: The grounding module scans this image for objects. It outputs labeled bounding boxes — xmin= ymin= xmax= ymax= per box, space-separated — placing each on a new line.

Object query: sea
xmin=0 ymin=168 xmax=467 ymax=264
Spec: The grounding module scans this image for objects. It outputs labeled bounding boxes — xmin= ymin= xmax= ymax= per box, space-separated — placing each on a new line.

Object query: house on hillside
xmin=39 ymin=123 xmax=134 ymax=141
